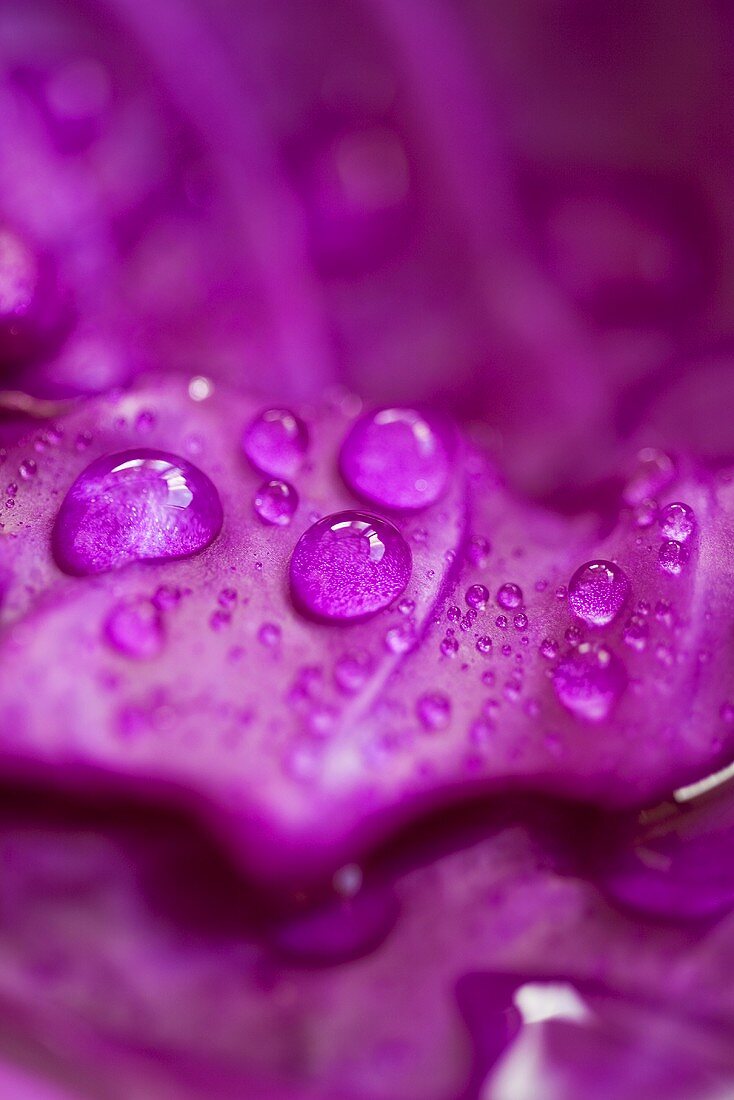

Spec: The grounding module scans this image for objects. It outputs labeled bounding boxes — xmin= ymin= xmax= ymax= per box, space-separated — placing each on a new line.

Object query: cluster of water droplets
xmin=657 ymin=501 xmax=696 ymax=576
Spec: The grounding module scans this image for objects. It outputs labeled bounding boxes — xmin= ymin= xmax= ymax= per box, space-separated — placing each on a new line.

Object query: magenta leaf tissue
xmin=2 ymin=2 xmax=734 ymax=1098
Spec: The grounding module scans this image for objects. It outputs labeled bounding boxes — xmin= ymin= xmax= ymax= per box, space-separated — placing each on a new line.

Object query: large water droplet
xmin=52 ymin=449 xmax=223 ymax=575
xmin=253 ymin=478 xmax=298 ymax=526
xmin=552 ymin=643 xmax=627 ymax=722
xmin=105 ymin=597 xmax=164 ymax=659
xmin=290 ymin=510 xmax=411 ymax=621
xmin=568 ymin=560 xmax=630 ymax=626
xmin=242 ymin=408 xmax=309 ymax=478
xmin=339 ymin=407 xmax=451 ymax=510
xmin=659 ymin=501 xmax=696 ymax=543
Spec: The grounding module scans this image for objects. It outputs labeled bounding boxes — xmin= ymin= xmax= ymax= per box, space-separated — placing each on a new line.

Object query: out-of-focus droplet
xmin=339 ymin=407 xmax=452 ymax=511
xmin=242 ymin=408 xmax=309 ymax=478
xmin=552 ymin=643 xmax=627 ymax=722
xmin=416 ymin=691 xmax=451 ymax=731
xmin=334 ymin=650 xmax=373 ymax=694
xmin=105 ymin=597 xmax=164 ymax=659
xmin=623 ymin=448 xmax=675 ymax=506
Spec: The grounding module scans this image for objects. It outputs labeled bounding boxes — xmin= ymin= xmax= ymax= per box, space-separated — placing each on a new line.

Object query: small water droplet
xmin=334 ymin=650 xmax=374 ymax=694
xmin=253 ymin=479 xmax=298 ymax=526
xmin=416 ymin=691 xmax=451 ymax=731
xmin=152 ymin=584 xmax=182 ymax=611
xmin=105 ymin=597 xmax=164 ymax=659
xmin=513 ymin=612 xmax=528 ymax=631
xmin=497 ymin=582 xmax=523 ymax=610
xmin=134 ymin=409 xmax=156 ymax=433
xmin=18 ymin=458 xmax=37 ymax=480
xmin=465 ymin=583 xmax=489 ymax=611
xmin=440 ymin=633 xmax=459 ymax=658
xmin=218 ymin=587 xmax=237 ymax=609
xmin=210 ymin=608 xmax=231 ymax=631
xmin=467 ymin=534 xmax=491 ymax=566
xmin=623 ymin=615 xmax=649 ymax=652
xmin=52 ymin=449 xmax=223 ymax=575
xmin=242 ymin=408 xmax=309 ymax=478
xmin=397 ymin=596 xmax=415 ymax=616
xmin=552 ymin=643 xmax=627 ymax=722
xmin=339 ymin=406 xmax=452 ymax=510
xmin=632 ymin=498 xmax=658 ymax=528
xmin=258 ymin=622 xmax=282 ymax=648
xmin=385 ymin=621 xmax=416 ymax=653
xmin=476 ymin=635 xmax=493 ymax=655
xmin=568 ymin=559 xmax=630 ymax=627
xmin=540 ymin=638 xmax=558 ymax=660
xmin=624 ymin=448 xmax=675 ymax=506
xmin=720 ymin=702 xmax=734 ymax=724
xmin=659 ymin=501 xmax=696 ymax=543
xmin=447 ymin=605 xmax=461 ymax=622
xmin=290 ymin=510 xmax=411 ymax=621
xmin=658 ymin=539 xmax=689 ymax=576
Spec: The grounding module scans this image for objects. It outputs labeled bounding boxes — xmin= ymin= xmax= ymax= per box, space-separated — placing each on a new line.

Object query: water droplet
xmin=552 ymin=643 xmax=627 ymax=722
xmin=52 ymin=449 xmax=223 ymax=575
xmin=568 ymin=559 xmax=630 ymax=626
xmin=540 ymin=638 xmax=558 ymax=660
xmin=416 ymin=691 xmax=451 ymax=731
xmin=258 ymin=622 xmax=282 ymax=648
xmin=210 ymin=609 xmax=231 ymax=631
xmin=632 ymin=498 xmax=658 ymax=528
xmin=655 ymin=599 xmax=673 ymax=626
xmin=624 ymin=448 xmax=675 ymax=506
xmin=397 ymin=597 xmax=415 ymax=616
xmin=623 ymin=616 xmax=649 ymax=652
xmin=476 ymin=635 xmax=493 ymax=655
xmin=495 ymin=615 xmax=508 ymax=630
xmin=659 ymin=501 xmax=696 ymax=543
xmin=447 ymin=604 xmax=461 ymax=622
xmin=218 ymin=587 xmax=237 ymax=609
xmin=152 ymin=584 xmax=182 ymax=611
xmin=339 ymin=406 xmax=452 ymax=510
xmin=105 ymin=597 xmax=164 ymax=659
xmin=334 ymin=650 xmax=374 ymax=694
xmin=467 ymin=534 xmax=491 ymax=565
xmin=290 ymin=510 xmax=411 ymax=621
xmin=658 ymin=539 xmax=689 ymax=576
xmin=253 ymin=478 xmax=298 ymax=526
xmin=513 ymin=612 xmax=528 ymax=631
xmin=465 ymin=583 xmax=489 ymax=611
xmin=18 ymin=458 xmax=37 ymax=480
xmin=497 ymin=583 xmax=523 ymax=610
xmin=134 ymin=409 xmax=156 ymax=433
xmin=720 ymin=702 xmax=734 ymax=725
xmin=242 ymin=408 xmax=309 ymax=478
xmin=385 ymin=621 xmax=416 ymax=653
xmin=440 ymin=633 xmax=459 ymax=658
